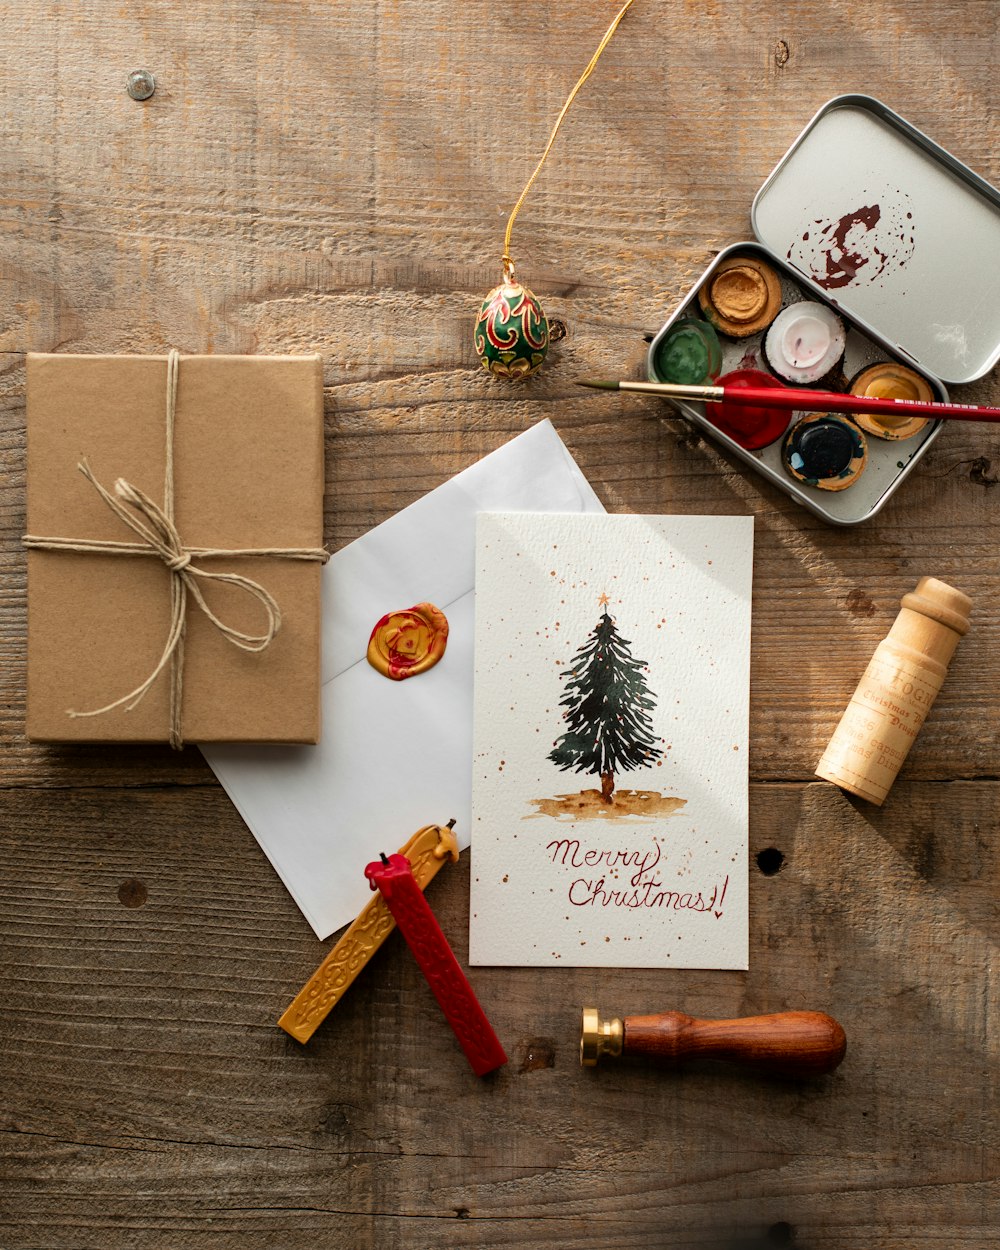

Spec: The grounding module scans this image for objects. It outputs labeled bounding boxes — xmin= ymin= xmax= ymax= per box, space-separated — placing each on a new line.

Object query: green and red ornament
xmin=474 ymin=264 xmax=549 ymax=380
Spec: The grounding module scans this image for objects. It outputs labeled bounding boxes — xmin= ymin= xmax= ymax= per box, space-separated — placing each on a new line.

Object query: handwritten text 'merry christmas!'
xmin=546 ymin=838 xmax=728 ymax=916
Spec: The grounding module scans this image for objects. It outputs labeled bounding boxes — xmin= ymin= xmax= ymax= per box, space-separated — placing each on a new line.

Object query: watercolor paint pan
xmin=647 ymin=94 xmax=1000 ymax=526
xmin=649 ymin=241 xmax=946 ymax=525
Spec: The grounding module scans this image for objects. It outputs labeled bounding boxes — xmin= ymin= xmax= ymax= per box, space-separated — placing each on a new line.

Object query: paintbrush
xmin=579 ymin=378 xmax=1000 ymax=424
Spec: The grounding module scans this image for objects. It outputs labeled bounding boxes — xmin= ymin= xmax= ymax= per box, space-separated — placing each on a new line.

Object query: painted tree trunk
xmin=601 ymin=772 xmax=615 ymax=803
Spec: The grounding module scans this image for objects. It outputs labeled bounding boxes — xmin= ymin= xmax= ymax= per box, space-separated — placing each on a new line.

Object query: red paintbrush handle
xmin=717 ymin=386 xmax=997 ymax=422
xmin=607 ymin=378 xmax=1000 ymax=423
xmin=365 ymin=854 xmax=507 ymax=1077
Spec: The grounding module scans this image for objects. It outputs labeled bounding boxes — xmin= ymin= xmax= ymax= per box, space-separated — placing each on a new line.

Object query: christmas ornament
xmin=474 ymin=279 xmax=549 ymax=381
xmin=474 ymin=0 xmax=638 ymax=381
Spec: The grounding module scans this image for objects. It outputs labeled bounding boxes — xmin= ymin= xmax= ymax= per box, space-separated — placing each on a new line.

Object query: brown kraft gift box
xmin=25 ymin=353 xmax=326 ymax=744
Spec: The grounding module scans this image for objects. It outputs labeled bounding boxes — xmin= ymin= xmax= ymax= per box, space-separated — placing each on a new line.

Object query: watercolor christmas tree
xmin=530 ymin=596 xmax=686 ymax=821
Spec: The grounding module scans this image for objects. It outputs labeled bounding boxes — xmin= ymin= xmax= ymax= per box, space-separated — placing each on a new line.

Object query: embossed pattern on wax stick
xmin=278 ymin=823 xmax=459 ymax=1044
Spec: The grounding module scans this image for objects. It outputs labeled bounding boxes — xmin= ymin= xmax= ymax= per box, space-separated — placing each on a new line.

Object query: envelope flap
xmin=321 ymin=421 xmax=601 ymax=682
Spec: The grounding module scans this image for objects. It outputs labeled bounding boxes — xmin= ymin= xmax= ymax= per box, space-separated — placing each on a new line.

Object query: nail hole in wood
xmin=756 ymin=848 xmax=784 ymax=876
xmin=117 ymin=878 xmax=148 ymax=908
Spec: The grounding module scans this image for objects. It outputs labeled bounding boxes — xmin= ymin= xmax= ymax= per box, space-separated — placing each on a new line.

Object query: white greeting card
xmin=470 ymin=513 xmax=753 ymax=969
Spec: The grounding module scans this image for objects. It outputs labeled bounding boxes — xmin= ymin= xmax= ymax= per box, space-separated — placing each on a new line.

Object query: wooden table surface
xmin=2 ymin=4 xmax=998 ymax=1247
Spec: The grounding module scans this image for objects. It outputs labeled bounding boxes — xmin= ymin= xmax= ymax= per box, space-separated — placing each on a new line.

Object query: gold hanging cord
xmin=501 ymin=0 xmax=638 ymax=283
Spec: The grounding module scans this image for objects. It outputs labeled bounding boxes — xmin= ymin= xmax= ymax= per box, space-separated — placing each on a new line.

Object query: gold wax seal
xmin=849 ymin=362 xmax=933 ymax=440
xmin=699 ymin=255 xmax=783 ymax=338
xmin=367 ymin=602 xmax=449 ymax=680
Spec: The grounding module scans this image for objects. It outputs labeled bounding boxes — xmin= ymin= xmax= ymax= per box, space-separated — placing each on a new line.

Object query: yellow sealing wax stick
xmin=278 ymin=822 xmax=460 ymax=1043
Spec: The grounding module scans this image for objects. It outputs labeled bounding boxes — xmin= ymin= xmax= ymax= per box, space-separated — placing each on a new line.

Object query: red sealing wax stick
xmin=364 ymin=852 xmax=507 ymax=1077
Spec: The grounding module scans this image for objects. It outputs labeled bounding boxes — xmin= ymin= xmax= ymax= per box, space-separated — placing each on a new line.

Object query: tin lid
xmin=752 ymin=95 xmax=1000 ymax=385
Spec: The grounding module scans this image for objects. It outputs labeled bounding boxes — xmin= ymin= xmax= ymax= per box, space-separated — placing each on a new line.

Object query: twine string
xmin=501 ymin=0 xmax=637 ymax=282
xmin=23 ymin=350 xmax=328 ymax=749
xmin=164 ymin=348 xmax=183 ymax=741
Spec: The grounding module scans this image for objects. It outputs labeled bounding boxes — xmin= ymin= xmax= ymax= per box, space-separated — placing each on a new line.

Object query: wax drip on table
xmin=473 ymin=0 xmax=639 ymax=381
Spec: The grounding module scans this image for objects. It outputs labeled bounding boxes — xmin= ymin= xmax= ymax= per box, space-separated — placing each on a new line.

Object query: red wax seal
xmin=367 ymin=602 xmax=449 ymax=681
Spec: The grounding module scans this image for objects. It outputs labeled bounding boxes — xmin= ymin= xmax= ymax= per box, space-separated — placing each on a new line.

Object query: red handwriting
xmin=545 ymin=838 xmax=728 ymax=916
xmin=567 ymin=873 xmax=728 ymax=914
xmin=546 ymin=837 xmax=661 ymax=888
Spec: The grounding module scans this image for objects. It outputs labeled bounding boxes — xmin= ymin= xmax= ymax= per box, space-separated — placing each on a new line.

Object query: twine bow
xmin=23 ymin=350 xmax=329 ymax=749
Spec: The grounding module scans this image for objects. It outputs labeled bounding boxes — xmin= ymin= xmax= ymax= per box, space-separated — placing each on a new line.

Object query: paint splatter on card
xmin=786 ymin=194 xmax=915 ymax=290
xmin=469 ymin=513 xmax=753 ymax=970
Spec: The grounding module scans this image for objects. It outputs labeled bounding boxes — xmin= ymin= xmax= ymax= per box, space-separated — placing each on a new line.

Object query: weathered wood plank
xmin=0 ymin=782 xmax=996 ymax=1248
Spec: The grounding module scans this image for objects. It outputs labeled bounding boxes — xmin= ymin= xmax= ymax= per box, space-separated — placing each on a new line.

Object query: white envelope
xmin=203 ymin=421 xmax=605 ymax=938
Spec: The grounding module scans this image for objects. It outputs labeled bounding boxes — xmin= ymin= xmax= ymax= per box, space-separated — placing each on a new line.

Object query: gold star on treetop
xmin=597 ymin=593 xmax=610 ymax=606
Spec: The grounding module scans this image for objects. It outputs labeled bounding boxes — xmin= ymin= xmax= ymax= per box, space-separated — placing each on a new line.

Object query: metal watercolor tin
xmin=649 ymin=242 xmax=946 ymax=525
xmin=648 ymin=94 xmax=1000 ymax=526
xmin=753 ymin=95 xmax=1000 ymax=386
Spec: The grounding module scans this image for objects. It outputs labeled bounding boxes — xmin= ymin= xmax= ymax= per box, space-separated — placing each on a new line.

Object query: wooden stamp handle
xmin=624 ymin=1010 xmax=846 ymax=1076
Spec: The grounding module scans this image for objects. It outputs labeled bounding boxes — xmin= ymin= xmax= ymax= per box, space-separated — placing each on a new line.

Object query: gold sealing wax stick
xmin=278 ymin=823 xmax=460 ymax=1043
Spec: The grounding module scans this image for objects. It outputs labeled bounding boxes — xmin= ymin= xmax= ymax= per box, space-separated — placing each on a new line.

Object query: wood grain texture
xmin=1 ymin=783 xmax=997 ymax=1247
xmin=1 ymin=1 xmax=998 ymax=1246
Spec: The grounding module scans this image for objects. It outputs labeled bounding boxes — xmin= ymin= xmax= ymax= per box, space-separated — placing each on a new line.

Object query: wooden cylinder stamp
xmin=816 ymin=577 xmax=971 ymax=805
